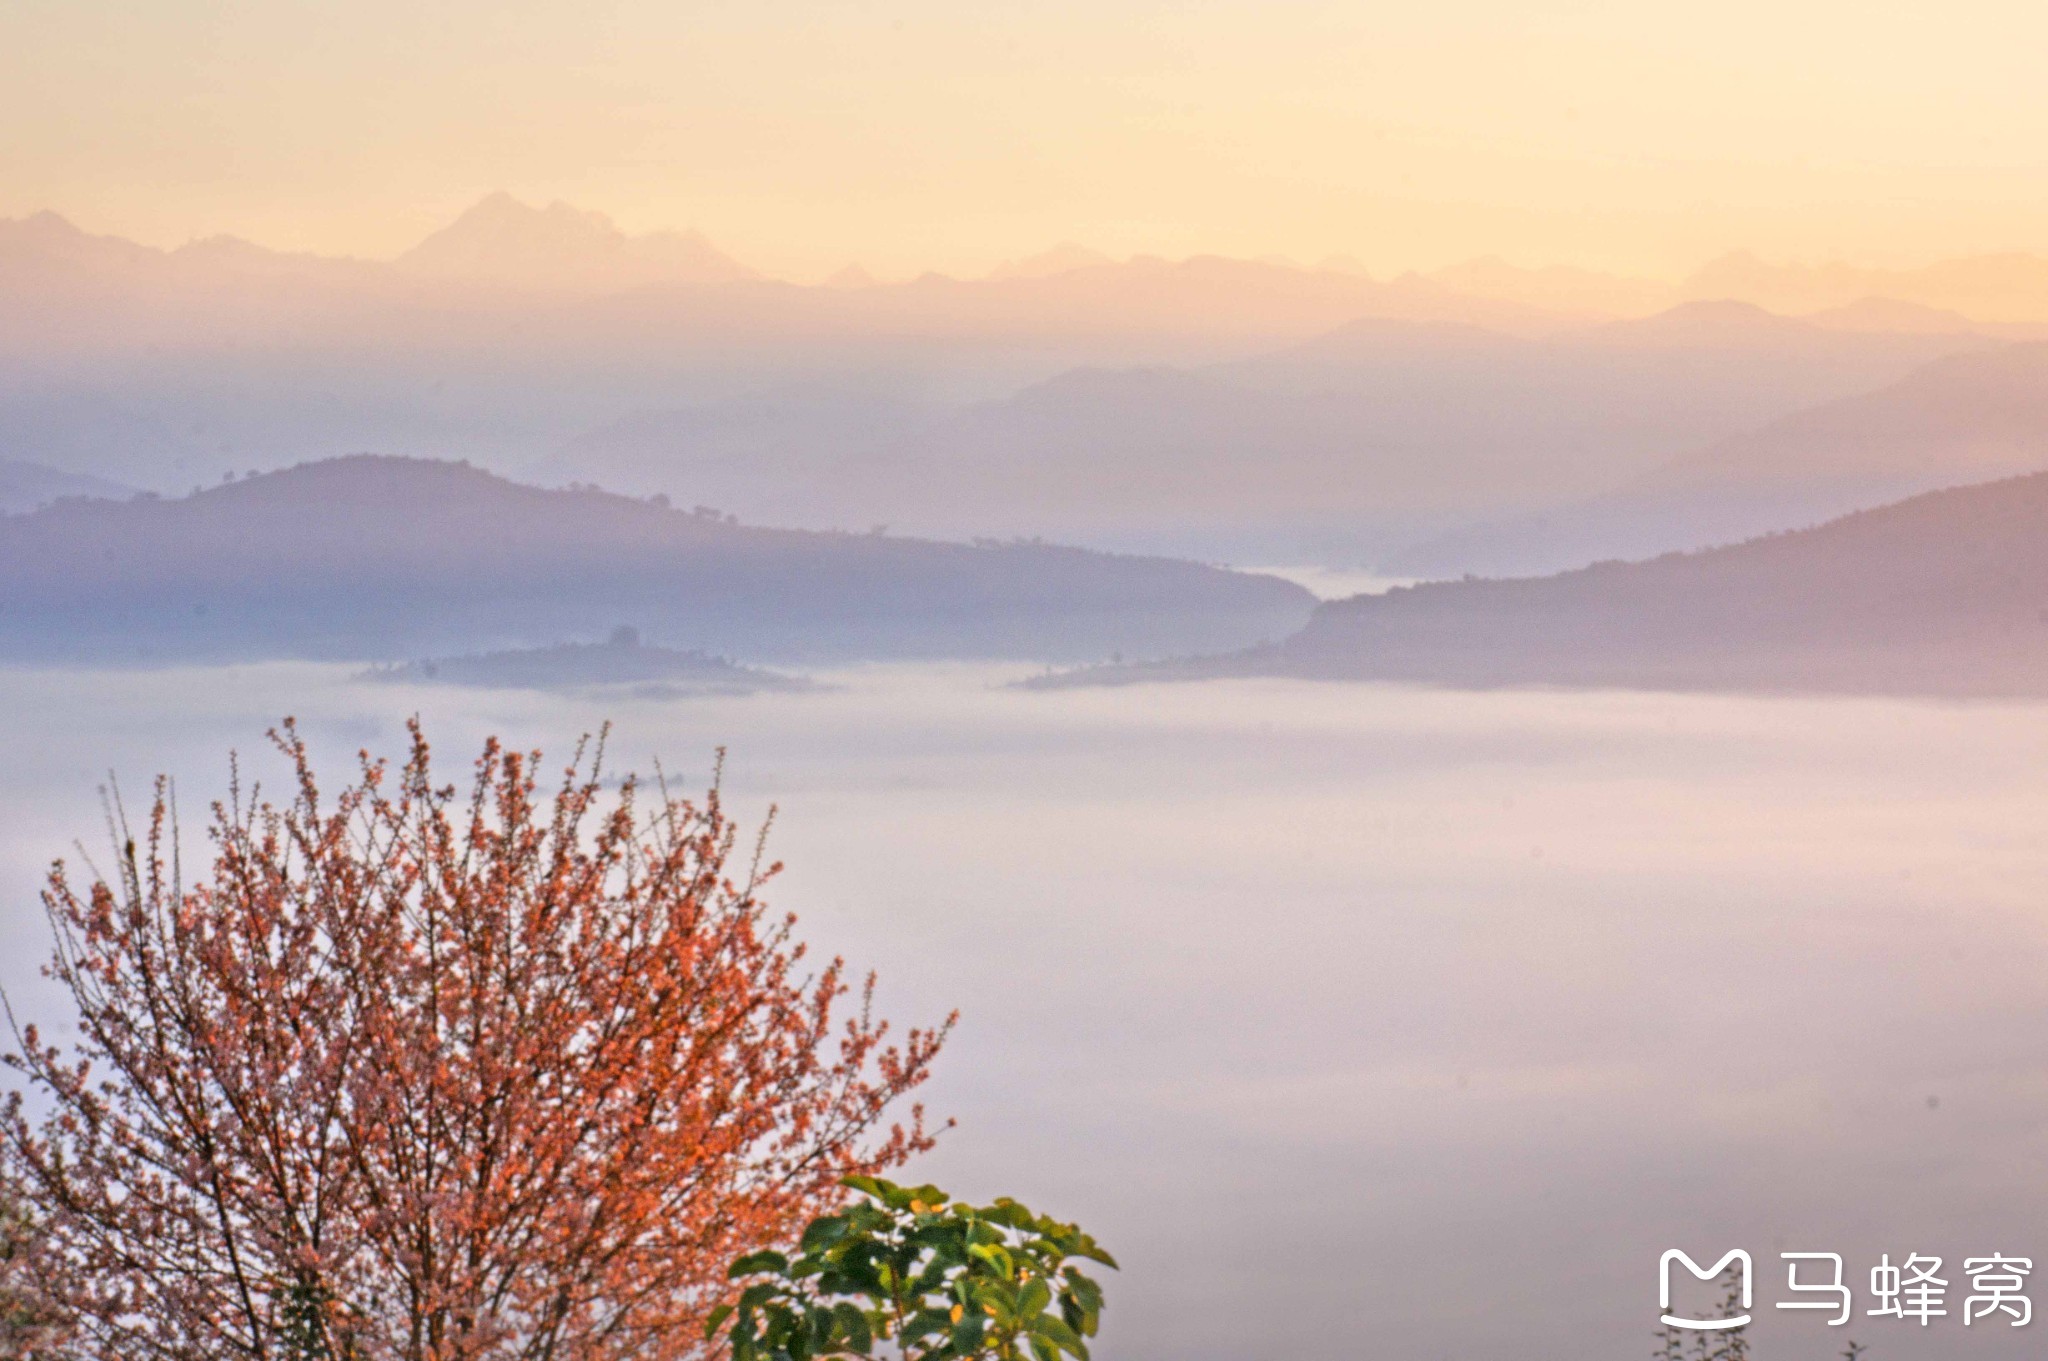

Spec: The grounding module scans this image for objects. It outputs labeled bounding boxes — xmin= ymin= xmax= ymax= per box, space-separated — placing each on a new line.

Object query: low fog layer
xmin=1 ymin=663 xmax=2041 ymax=1361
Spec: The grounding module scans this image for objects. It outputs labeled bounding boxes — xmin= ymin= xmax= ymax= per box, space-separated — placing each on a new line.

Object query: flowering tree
xmin=0 ymin=1194 xmax=65 ymax=1356
xmin=1 ymin=721 xmax=950 ymax=1361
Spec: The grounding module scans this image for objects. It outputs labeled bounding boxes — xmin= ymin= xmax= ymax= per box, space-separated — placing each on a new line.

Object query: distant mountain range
xmin=0 ymin=201 xmax=1576 ymax=494
xmin=13 ymin=199 xmax=2048 ymax=574
xmin=25 ymin=199 xmax=2048 ymax=323
xmin=1680 ymin=250 xmax=2048 ymax=325
xmin=548 ymin=303 xmax=1987 ymax=563
xmin=0 ymin=455 xmax=1312 ymax=667
xmin=1424 ymin=250 xmax=2048 ymax=329
xmin=1056 ymin=470 xmax=2048 ymax=698
xmin=1391 ymin=341 xmax=2048 ymax=578
xmin=0 ymin=196 xmax=755 ymax=300
xmin=0 ymin=199 xmax=1567 ymax=343
xmin=395 ymin=194 xmax=759 ymax=291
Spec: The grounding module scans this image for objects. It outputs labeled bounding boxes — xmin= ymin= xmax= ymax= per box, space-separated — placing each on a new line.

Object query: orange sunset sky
xmin=6 ymin=0 xmax=2048 ymax=282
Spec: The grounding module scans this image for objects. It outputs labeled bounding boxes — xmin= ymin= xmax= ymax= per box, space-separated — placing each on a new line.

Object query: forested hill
xmin=1055 ymin=470 xmax=2048 ymax=697
xmin=0 ymin=455 xmax=1313 ymax=666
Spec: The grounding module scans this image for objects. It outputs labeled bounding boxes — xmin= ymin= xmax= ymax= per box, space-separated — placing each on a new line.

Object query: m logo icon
xmin=1661 ymin=1249 xmax=1753 ymax=1329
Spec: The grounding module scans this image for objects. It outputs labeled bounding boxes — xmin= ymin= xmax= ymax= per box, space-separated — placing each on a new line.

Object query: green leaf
xmin=1017 ymin=1278 xmax=1051 ymax=1318
xmin=816 ymin=1268 xmax=876 ymax=1300
xmin=834 ymin=1302 xmax=875 ymax=1353
xmin=738 ymin=1283 xmax=783 ymax=1315
xmin=843 ymin=1208 xmax=890 ymax=1239
xmin=802 ymin=1214 xmax=851 ymax=1252
xmin=1032 ymin=1315 xmax=1088 ymax=1358
xmin=811 ymin=1305 xmax=839 ymax=1354
xmin=731 ymin=1250 xmax=791 ymax=1279
xmin=1063 ymin=1272 xmax=1102 ymax=1307
xmin=909 ymin=1221 xmax=959 ymax=1248
xmin=911 ymin=1257 xmax=953 ymax=1297
xmin=1070 ymin=1241 xmax=1118 ymax=1270
xmin=704 ymin=1303 xmax=736 ymax=1341
xmin=967 ymin=1242 xmax=1014 ymax=1278
xmin=948 ymin=1314 xmax=986 ymax=1356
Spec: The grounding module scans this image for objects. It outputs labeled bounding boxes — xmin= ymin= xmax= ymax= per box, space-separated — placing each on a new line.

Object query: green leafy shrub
xmin=708 ymin=1177 xmax=1116 ymax=1361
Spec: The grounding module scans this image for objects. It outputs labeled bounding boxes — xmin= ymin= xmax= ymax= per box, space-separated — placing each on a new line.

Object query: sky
xmin=6 ymin=0 xmax=2048 ymax=281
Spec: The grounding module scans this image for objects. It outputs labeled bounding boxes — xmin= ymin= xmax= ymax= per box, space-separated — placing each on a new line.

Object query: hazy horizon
xmin=14 ymin=193 xmax=2048 ymax=305
xmin=12 ymin=0 xmax=2048 ymax=283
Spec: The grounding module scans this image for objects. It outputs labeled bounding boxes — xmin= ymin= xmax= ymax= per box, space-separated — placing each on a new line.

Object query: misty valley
xmin=7 ymin=191 xmax=2048 ymax=1361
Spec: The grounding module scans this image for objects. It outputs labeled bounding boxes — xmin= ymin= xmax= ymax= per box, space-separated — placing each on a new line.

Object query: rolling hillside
xmin=0 ymin=455 xmax=1314 ymax=666
xmin=1060 ymin=471 xmax=2048 ymax=698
